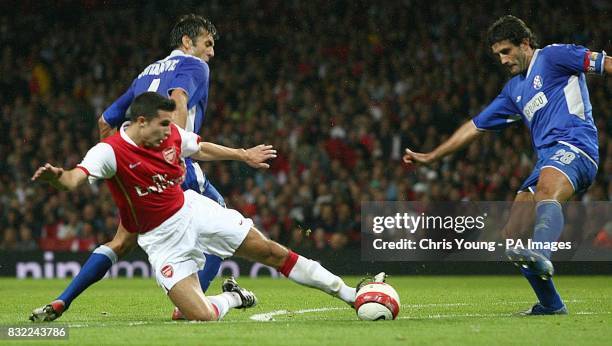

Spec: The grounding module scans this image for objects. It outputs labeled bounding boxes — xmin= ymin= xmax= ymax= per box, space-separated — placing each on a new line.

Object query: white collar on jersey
xmin=525 ymin=49 xmax=540 ymax=77
xmin=119 ymin=121 xmax=138 ymax=147
xmin=167 ymin=49 xmax=204 ymax=63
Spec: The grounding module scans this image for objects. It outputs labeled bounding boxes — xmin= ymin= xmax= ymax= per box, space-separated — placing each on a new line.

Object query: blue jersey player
xmin=30 ymin=15 xmax=276 ymax=322
xmin=403 ymin=15 xmax=610 ymax=315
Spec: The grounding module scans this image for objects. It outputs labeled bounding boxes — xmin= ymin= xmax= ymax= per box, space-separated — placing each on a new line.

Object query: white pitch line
xmin=398 ymin=313 xmax=512 ymax=320
xmin=250 ymin=307 xmax=350 ymax=321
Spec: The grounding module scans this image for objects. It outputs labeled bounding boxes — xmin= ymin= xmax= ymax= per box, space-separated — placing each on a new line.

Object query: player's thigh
xmin=535 ymin=144 xmax=597 ymax=202
xmin=189 ymin=190 xmax=251 ymax=258
xmin=502 ymin=191 xmax=535 ymax=239
xmin=168 ymin=273 xmax=217 ymax=321
xmin=234 ymin=227 xmax=289 ymax=268
xmin=535 ymin=167 xmax=576 ymax=202
xmin=105 ymin=223 xmax=138 ymax=257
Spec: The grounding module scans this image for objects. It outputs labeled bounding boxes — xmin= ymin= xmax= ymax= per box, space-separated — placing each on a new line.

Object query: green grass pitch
xmin=1 ymin=276 xmax=611 ymax=345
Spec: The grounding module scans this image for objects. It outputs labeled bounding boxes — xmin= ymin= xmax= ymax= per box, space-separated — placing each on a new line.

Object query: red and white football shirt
xmin=77 ymin=122 xmax=200 ymax=233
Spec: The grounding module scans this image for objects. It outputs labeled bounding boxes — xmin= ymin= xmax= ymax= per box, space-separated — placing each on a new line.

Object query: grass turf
xmin=1 ymin=276 xmax=611 ymax=345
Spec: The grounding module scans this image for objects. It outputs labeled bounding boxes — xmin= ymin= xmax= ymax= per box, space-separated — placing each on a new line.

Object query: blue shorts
xmin=519 ymin=142 xmax=598 ymax=194
xmin=181 ymin=157 xmax=226 ymax=207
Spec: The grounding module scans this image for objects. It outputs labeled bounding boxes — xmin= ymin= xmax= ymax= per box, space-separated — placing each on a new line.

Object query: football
xmin=354 ymin=282 xmax=401 ymax=321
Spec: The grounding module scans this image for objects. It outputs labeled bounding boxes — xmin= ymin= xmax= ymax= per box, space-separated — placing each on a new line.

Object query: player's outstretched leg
xmin=235 ymin=227 xmax=357 ymax=305
xmin=168 ymin=273 xmax=256 ymax=321
xmin=29 ymin=244 xmax=120 ymax=322
xmin=507 ymin=199 xmax=567 ymax=315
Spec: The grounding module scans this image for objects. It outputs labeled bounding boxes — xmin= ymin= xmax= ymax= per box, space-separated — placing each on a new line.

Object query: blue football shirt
xmin=103 ymin=50 xmax=210 ymax=134
xmin=472 ymin=44 xmax=599 ymax=163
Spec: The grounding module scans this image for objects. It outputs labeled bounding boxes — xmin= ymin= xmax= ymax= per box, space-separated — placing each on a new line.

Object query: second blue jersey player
xmin=31 ymin=14 xmax=251 ymax=322
xmin=403 ymin=15 xmax=610 ymax=315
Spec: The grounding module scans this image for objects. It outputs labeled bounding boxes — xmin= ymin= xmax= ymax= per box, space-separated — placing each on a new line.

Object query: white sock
xmin=287 ymin=256 xmax=356 ymax=304
xmin=208 ymin=292 xmax=241 ymax=320
xmin=338 ymin=285 xmax=357 ymax=303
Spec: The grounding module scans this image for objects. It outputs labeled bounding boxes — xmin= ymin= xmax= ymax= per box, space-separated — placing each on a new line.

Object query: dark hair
xmin=486 ymin=15 xmax=538 ymax=48
xmin=169 ymin=14 xmax=218 ymax=49
xmin=127 ymin=92 xmax=176 ymax=120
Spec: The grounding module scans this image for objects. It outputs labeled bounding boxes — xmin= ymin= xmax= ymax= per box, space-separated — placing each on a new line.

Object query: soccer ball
xmin=354 ymin=282 xmax=401 ymax=321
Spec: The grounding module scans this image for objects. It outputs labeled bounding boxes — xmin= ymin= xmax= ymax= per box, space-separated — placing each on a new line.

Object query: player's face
xmin=142 ymin=111 xmax=173 ymax=147
xmin=191 ymin=31 xmax=215 ymax=62
xmin=491 ymin=40 xmax=529 ymax=75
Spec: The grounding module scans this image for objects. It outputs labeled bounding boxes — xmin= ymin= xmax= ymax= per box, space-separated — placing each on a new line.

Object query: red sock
xmin=278 ymin=250 xmax=299 ymax=277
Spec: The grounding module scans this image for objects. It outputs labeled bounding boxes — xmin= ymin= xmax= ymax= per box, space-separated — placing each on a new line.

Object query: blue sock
xmin=532 ymin=200 xmax=564 ymax=259
xmin=520 ymin=200 xmax=565 ymax=309
xmin=520 ymin=267 xmax=563 ymax=309
xmin=198 ymin=253 xmax=222 ymax=293
xmin=57 ymin=245 xmax=117 ymax=309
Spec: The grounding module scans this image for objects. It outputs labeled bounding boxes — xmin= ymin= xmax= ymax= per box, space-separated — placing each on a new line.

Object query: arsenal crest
xmin=161 ymin=264 xmax=174 ymax=278
xmin=163 ymin=146 xmax=177 ymax=164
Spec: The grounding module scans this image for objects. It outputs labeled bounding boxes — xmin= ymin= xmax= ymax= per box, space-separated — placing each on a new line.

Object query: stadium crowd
xmin=1 ymin=0 xmax=610 ymax=252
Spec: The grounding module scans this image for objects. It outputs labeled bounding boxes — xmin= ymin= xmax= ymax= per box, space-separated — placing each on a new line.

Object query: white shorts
xmin=137 ymin=190 xmax=253 ymax=293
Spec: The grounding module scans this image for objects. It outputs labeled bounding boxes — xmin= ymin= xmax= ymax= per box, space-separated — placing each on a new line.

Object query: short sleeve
xmin=472 ymin=84 xmax=521 ymax=131
xmin=77 ymin=143 xmax=117 ymax=183
xmin=167 ymin=58 xmax=208 ymax=99
xmin=102 ymin=83 xmax=135 ymax=128
xmin=542 ymin=44 xmax=589 ymax=75
xmin=176 ymin=125 xmax=201 ymax=157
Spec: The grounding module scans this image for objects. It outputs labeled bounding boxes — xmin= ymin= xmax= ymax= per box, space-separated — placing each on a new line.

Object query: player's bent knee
xmin=168 ymin=274 xmax=218 ymax=321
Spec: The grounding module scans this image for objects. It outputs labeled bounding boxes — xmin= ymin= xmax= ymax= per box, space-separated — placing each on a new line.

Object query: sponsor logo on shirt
xmin=533 ymin=75 xmax=543 ymax=90
xmin=129 ymin=161 xmax=142 ymax=169
xmin=523 ymin=92 xmax=548 ymax=121
xmin=134 ymin=173 xmax=183 ymax=196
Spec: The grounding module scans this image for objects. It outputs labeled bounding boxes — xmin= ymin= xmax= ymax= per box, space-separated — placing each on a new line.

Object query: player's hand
xmin=244 ymin=144 xmax=277 ymax=169
xmin=403 ymin=148 xmax=435 ymax=165
xmin=31 ymin=163 xmax=64 ymax=182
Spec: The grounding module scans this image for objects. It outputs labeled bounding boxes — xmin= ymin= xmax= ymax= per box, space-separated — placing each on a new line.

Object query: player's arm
xmin=33 ymin=142 xmax=116 ymax=190
xmin=98 ymin=116 xmax=116 ymax=139
xmin=31 ymin=164 xmax=88 ymax=191
xmin=547 ymin=45 xmax=609 ymax=76
xmin=403 ymin=121 xmax=483 ymax=165
xmin=169 ymin=88 xmax=189 ymax=129
xmin=404 ymin=82 xmax=519 ymax=166
xmin=100 ymin=85 xmax=135 ymax=139
xmin=191 ymin=143 xmax=277 ymax=169
xmin=167 ymin=59 xmax=210 ymax=129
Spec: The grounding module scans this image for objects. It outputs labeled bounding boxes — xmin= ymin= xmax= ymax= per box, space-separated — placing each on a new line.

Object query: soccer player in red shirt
xmin=31 ymin=92 xmax=360 ymax=321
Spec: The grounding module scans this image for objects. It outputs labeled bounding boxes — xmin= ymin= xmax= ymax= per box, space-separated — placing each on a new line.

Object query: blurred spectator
xmin=593 ymin=222 xmax=612 ymax=249
xmin=0 ymin=227 xmax=17 ymax=250
xmin=15 ymin=225 xmax=38 ymax=251
xmin=0 ymin=0 xmax=609 ymax=252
